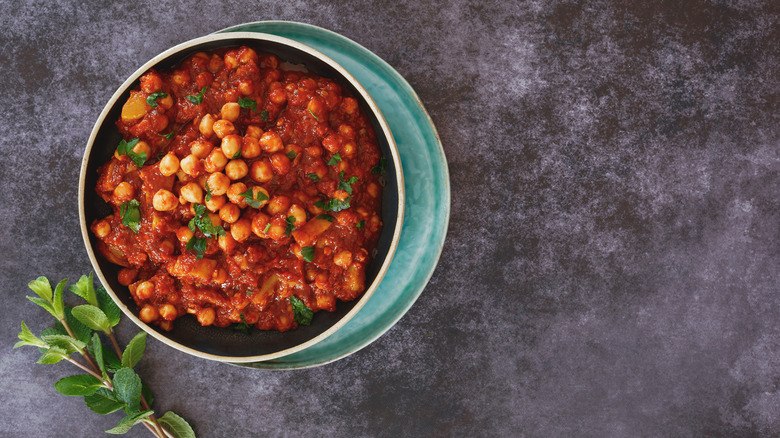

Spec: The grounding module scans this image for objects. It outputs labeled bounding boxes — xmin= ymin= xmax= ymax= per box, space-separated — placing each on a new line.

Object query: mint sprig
xmin=14 ymin=274 xmax=195 ymax=437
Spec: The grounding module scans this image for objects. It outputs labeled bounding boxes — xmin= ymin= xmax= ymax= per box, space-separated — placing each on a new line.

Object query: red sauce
xmin=91 ymin=47 xmax=383 ymax=332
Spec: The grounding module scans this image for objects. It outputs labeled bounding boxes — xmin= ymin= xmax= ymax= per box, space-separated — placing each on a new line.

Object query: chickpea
xmin=250 ymin=186 xmax=270 ymax=209
xmin=117 ymin=268 xmax=137 ymax=286
xmin=176 ymin=226 xmax=194 ymax=243
xmin=206 ymin=172 xmax=230 ymax=196
xmin=218 ymin=233 xmax=237 ymax=254
xmin=159 ymin=304 xmax=178 ymax=321
xmin=204 ymin=148 xmax=228 ymax=173
xmin=180 ymin=182 xmax=204 ymax=204
xmin=219 ymin=203 xmax=241 ymax=224
xmin=226 ymin=182 xmax=248 ymax=205
xmin=342 ymin=141 xmax=356 ymax=157
xmin=159 ymin=239 xmax=175 ymax=255
xmin=132 ymin=140 xmax=152 ymax=158
xmin=250 ymin=159 xmax=274 ymax=183
xmin=265 ymin=195 xmax=291 ymax=216
xmin=334 ymin=250 xmax=353 ymax=268
xmin=251 ymin=212 xmax=271 ymax=237
xmin=338 ymin=124 xmax=355 ymax=139
xmin=259 ymin=131 xmax=283 ymax=153
xmin=158 ymin=95 xmax=174 ymax=110
xmin=212 ymin=119 xmax=236 ymax=139
xmin=245 ymin=125 xmax=263 ymax=139
xmin=113 ymin=181 xmax=134 ymax=202
xmin=158 ymin=153 xmax=179 ymax=176
xmin=224 ymin=51 xmax=239 ymax=70
xmin=93 ymin=220 xmax=111 ymax=238
xmin=208 ymin=212 xmax=223 ymax=228
xmin=231 ymin=218 xmax=252 ymax=242
xmin=208 ymin=54 xmax=223 ymax=73
xmin=305 ymin=145 xmax=323 ymax=157
xmin=199 ymin=113 xmax=216 ymax=137
xmin=134 ymin=281 xmax=155 ymax=300
xmin=190 ymin=139 xmax=214 ymax=159
xmin=241 ymin=136 xmax=261 ymax=159
xmin=270 ymin=152 xmax=291 ymax=175
xmin=221 ymin=135 xmax=242 ymax=159
xmin=342 ymin=97 xmax=358 ymax=115
xmin=225 ymin=159 xmax=249 ymax=180
xmin=269 ymin=87 xmax=287 ymax=105
xmin=221 ymin=102 xmax=241 ymax=122
xmin=180 ymin=154 xmax=201 ymax=176
xmin=197 ymin=307 xmax=216 ymax=326
xmin=266 ymin=223 xmax=285 ymax=240
xmin=205 ymin=194 xmax=226 ymax=212
xmin=367 ymin=182 xmax=380 ymax=198
xmin=153 ymin=189 xmax=178 ymax=211
xmin=139 ymin=305 xmax=159 ymax=323
xmin=288 ymin=204 xmax=307 ymax=226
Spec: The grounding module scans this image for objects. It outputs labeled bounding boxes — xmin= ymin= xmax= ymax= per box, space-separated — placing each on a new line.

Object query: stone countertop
xmin=1 ymin=1 xmax=778 ymax=436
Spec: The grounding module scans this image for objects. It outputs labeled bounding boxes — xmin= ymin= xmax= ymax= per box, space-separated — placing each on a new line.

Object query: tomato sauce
xmin=91 ymin=46 xmax=384 ymax=332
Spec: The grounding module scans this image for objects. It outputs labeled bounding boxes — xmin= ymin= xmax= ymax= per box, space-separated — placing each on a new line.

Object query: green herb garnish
xmin=259 ymin=110 xmax=269 ymax=122
xmin=186 ymin=237 xmax=207 ymax=260
xmin=262 ymin=223 xmax=271 ymax=234
xmin=371 ymin=156 xmax=387 ymax=175
xmin=306 ymin=173 xmax=320 ymax=182
xmin=289 ymin=295 xmax=313 ymax=325
xmin=15 ymin=274 xmax=195 ymax=437
xmin=232 ymin=314 xmax=251 ymax=334
xmin=239 ymin=188 xmax=268 ymax=208
xmin=338 ymin=171 xmax=358 ymax=195
xmin=356 ymin=220 xmax=365 ymax=230
xmin=326 ymin=153 xmax=342 ymax=166
xmin=116 ymin=138 xmax=147 ymax=168
xmin=301 ymin=246 xmax=315 ymax=263
xmin=284 ymin=216 xmax=296 ymax=237
xmin=313 ymin=196 xmax=352 ymax=212
xmin=145 ymin=92 xmax=167 ymax=108
xmin=157 ymin=131 xmax=174 ymax=140
xmin=232 ymin=150 xmax=241 ymax=159
xmin=315 ymin=214 xmax=334 ymax=222
xmin=238 ymin=97 xmax=256 ymax=111
xmin=204 ymin=183 xmax=212 ymax=202
xmin=308 ymin=108 xmax=319 ymax=120
xmin=187 ymin=204 xmax=225 ymax=238
xmin=119 ymin=200 xmax=141 ymax=233
xmin=185 ymin=86 xmax=207 ymax=105
xmin=286 ymin=150 xmax=297 ymax=159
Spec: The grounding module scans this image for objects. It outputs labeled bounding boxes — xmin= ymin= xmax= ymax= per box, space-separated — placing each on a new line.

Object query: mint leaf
xmin=259 ymin=110 xmax=269 ymax=122
xmin=356 ymin=220 xmax=365 ymax=230
xmin=326 ymin=153 xmax=341 ymax=166
xmin=116 ymin=138 xmax=147 ymax=168
xmin=60 ymin=306 xmax=93 ymax=344
xmin=55 ymin=374 xmax=103 ymax=396
xmin=232 ymin=313 xmax=250 ymax=334
xmin=96 ymin=286 xmax=121 ymax=328
xmin=186 ymin=237 xmax=207 ymax=260
xmin=14 ymin=321 xmax=48 ymax=349
xmin=112 ymin=367 xmax=142 ymax=413
xmin=186 ymin=86 xmax=208 ymax=105
xmin=71 ymin=304 xmax=111 ymax=334
xmin=188 ymin=204 xmax=225 ymax=238
xmin=121 ymin=332 xmax=147 ymax=369
xmin=315 ymin=214 xmax=334 ymax=222
xmin=306 ymin=173 xmax=320 ymax=182
xmin=87 ymin=333 xmax=107 ymax=380
xmin=146 ymin=91 xmax=167 ymax=107
xmin=290 ymin=295 xmax=313 ymax=326
xmin=313 ymin=196 xmax=352 ymax=212
xmin=26 ymin=296 xmax=58 ymax=319
xmin=158 ymin=131 xmax=175 ymax=140
xmin=301 ymin=246 xmax=315 ymax=263
xmin=106 ymin=410 xmax=154 ymax=434
xmin=159 ymin=411 xmax=196 ymax=438
xmin=70 ymin=273 xmax=98 ymax=307
xmin=338 ymin=171 xmax=358 ymax=195
xmin=238 ymin=97 xmax=256 ymax=111
xmin=205 ymin=182 xmax=213 ymax=202
xmin=51 ymin=278 xmax=67 ymax=319
xmin=37 ymin=346 xmax=69 ymax=364
xmin=371 ymin=156 xmax=387 ymax=175
xmin=41 ymin=334 xmax=86 ymax=355
xmin=286 ymin=150 xmax=297 ymax=159
xmin=284 ymin=216 xmax=296 ymax=236
xmin=239 ymin=188 xmax=268 ymax=208
xmin=103 ymin=348 xmax=123 ymax=374
xmin=85 ymin=388 xmax=124 ymax=415
xmin=28 ymin=276 xmax=53 ymax=302
xmin=120 ymin=199 xmax=141 ymax=233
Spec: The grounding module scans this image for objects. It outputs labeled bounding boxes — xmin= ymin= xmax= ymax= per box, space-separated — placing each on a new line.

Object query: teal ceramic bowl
xmin=79 ymin=32 xmax=405 ymax=363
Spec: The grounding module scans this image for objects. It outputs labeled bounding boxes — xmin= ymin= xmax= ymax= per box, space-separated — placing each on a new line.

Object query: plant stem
xmin=66 ymin=357 xmax=103 ymax=380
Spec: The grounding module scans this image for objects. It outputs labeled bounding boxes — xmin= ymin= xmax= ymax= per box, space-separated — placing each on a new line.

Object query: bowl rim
xmin=78 ymin=31 xmax=405 ymax=363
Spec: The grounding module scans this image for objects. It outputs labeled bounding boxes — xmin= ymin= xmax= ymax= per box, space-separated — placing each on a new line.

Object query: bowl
xmin=78 ymin=32 xmax=404 ymax=363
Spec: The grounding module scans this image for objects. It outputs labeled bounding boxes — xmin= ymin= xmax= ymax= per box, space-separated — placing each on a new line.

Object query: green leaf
xmin=232 ymin=313 xmax=251 ymax=334
xmin=52 ymin=278 xmax=68 ymax=319
xmin=301 ymin=246 xmax=315 ymax=263
xmin=286 ymin=150 xmax=297 ymax=159
xmin=186 ymin=86 xmax=208 ymax=105
xmin=27 ymin=295 xmax=58 ymax=319
xmin=85 ymin=388 xmax=125 ymax=415
xmin=41 ymin=334 xmax=86 ymax=354
xmin=308 ymin=107 xmax=319 ymax=120
xmin=106 ymin=410 xmax=154 ymax=435
xmin=146 ymin=91 xmax=167 ymax=107
xmin=188 ymin=204 xmax=225 ymax=237
xmin=87 ymin=333 xmax=107 ymax=380
xmin=371 ymin=156 xmax=387 ymax=175
xmin=338 ymin=171 xmax=358 ymax=195
xmin=112 ymin=367 xmax=142 ymax=413
xmin=315 ymin=214 xmax=334 ymax=222
xmin=37 ymin=346 xmax=69 ymax=364
xmin=186 ymin=237 xmax=207 ymax=260
xmin=55 ymin=374 xmax=103 ymax=396
xmin=116 ymin=138 xmax=147 ymax=168
xmin=326 ymin=153 xmax=342 ymax=166
xmin=262 ymin=223 xmax=271 ymax=234
xmin=239 ymin=188 xmax=268 ymax=208
xmin=158 ymin=131 xmax=174 ymax=140
xmin=60 ymin=306 xmax=93 ymax=344
xmin=72 ymin=304 xmax=111 ymax=333
xmin=306 ymin=173 xmax=320 ymax=182
xmin=70 ymin=273 xmax=98 ymax=307
xmin=259 ymin=110 xmax=269 ymax=122
xmin=313 ymin=196 xmax=352 ymax=212
xmin=121 ymin=332 xmax=147 ymax=369
xmin=284 ymin=216 xmax=296 ymax=236
xmin=238 ymin=97 xmax=256 ymax=111
xmin=103 ymin=348 xmax=123 ymax=374
xmin=141 ymin=383 xmax=154 ymax=407
xmin=204 ymin=182 xmax=213 ymax=202
xmin=96 ymin=286 xmax=122 ymax=328
xmin=290 ymin=295 xmax=313 ymax=326
xmin=356 ymin=220 xmax=365 ymax=230
xmin=120 ymin=199 xmax=142 ymax=233
xmin=159 ymin=411 xmax=196 ymax=438
xmin=14 ymin=321 xmax=48 ymax=349
xmin=28 ymin=276 xmax=53 ymax=302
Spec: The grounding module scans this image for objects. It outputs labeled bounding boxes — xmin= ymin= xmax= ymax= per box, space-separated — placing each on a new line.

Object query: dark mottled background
xmin=1 ymin=1 xmax=779 ymax=436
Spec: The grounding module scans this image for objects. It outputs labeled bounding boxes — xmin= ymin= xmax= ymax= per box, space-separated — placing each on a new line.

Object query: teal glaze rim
xmin=218 ymin=21 xmax=451 ymax=369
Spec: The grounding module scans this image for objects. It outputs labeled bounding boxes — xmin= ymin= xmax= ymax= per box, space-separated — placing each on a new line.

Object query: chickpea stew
xmin=90 ymin=46 xmax=386 ymax=333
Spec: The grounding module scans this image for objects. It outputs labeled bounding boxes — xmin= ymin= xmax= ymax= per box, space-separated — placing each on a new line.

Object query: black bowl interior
xmin=83 ymin=36 xmax=400 ymax=359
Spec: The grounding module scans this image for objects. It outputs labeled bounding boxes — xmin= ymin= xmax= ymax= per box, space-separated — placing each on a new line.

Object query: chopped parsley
xmin=301 ymin=246 xmax=315 ymax=263
xmin=262 ymin=223 xmax=271 ymax=234
xmin=313 ymin=196 xmax=352 ymax=212
xmin=232 ymin=150 xmax=241 ymax=159
xmin=371 ymin=156 xmax=387 ymax=175
xmin=306 ymin=173 xmax=320 ymax=182
xmin=290 ymin=295 xmax=313 ymax=326
xmin=356 ymin=220 xmax=365 ymax=230
xmin=239 ymin=188 xmax=268 ymax=208
xmin=326 ymin=153 xmax=342 ymax=166
xmin=145 ymin=92 xmax=167 ymax=107
xmin=204 ymin=182 xmax=213 ymax=202
xmin=187 ymin=204 xmax=225 ymax=238
xmin=186 ymin=86 xmax=208 ymax=105
xmin=338 ymin=171 xmax=358 ymax=195
xmin=119 ymin=199 xmax=141 ymax=233
xmin=116 ymin=138 xmax=147 ymax=168
xmin=315 ymin=214 xmax=334 ymax=222
xmin=157 ymin=131 xmax=174 ymax=140
xmin=238 ymin=97 xmax=257 ymax=111
xmin=232 ymin=313 xmax=251 ymax=334
xmin=308 ymin=107 xmax=319 ymax=120
xmin=259 ymin=110 xmax=269 ymax=122
xmin=186 ymin=237 xmax=207 ymax=260
xmin=286 ymin=150 xmax=297 ymax=159
xmin=284 ymin=216 xmax=296 ymax=236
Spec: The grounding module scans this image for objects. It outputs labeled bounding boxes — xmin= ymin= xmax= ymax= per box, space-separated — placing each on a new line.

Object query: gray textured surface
xmin=1 ymin=1 xmax=779 ymax=437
